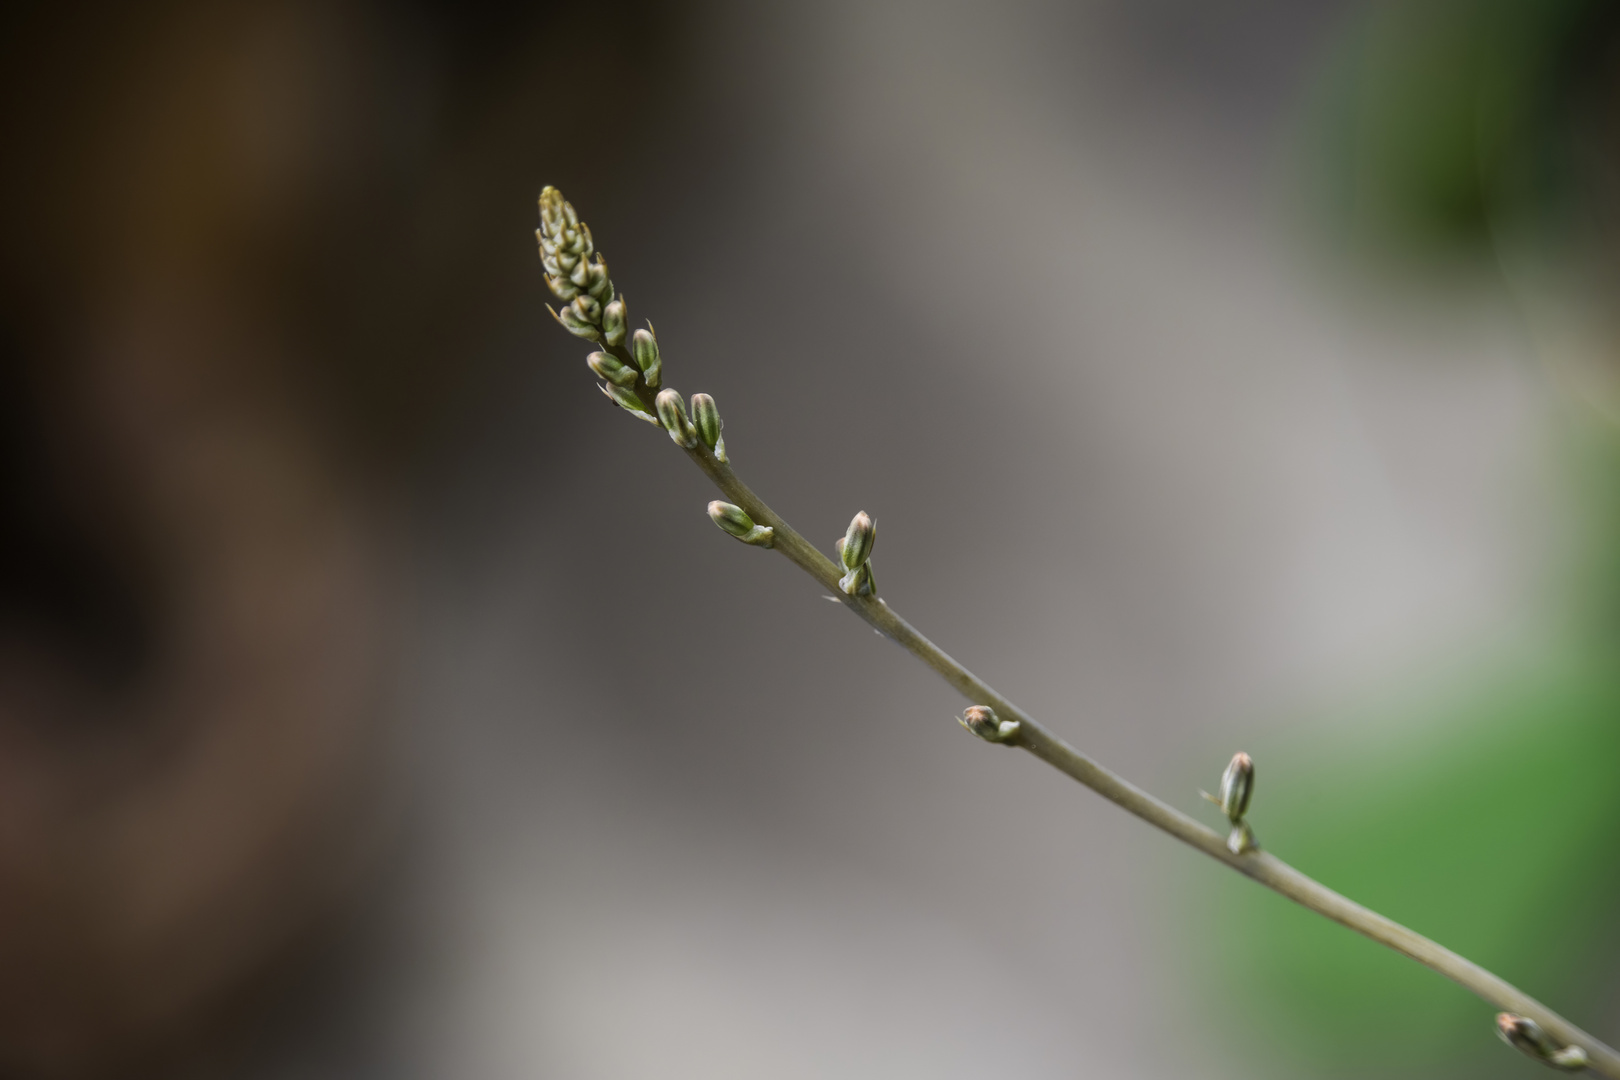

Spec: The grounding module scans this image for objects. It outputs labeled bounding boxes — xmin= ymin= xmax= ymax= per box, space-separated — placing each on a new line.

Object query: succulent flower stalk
xmin=533 ymin=183 xmax=1620 ymax=1079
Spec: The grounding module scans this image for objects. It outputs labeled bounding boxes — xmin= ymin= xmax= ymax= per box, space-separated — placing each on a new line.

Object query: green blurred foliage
xmin=1297 ymin=0 xmax=1603 ymax=271
xmin=1187 ymin=2 xmax=1620 ymax=1073
xmin=1193 ymin=647 xmax=1620 ymax=1077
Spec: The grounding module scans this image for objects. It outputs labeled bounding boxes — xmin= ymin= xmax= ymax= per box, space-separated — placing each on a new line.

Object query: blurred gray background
xmin=3 ymin=0 xmax=1614 ymax=1077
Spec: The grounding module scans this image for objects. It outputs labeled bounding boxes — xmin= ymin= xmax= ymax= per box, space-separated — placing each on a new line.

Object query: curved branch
xmin=680 ymin=442 xmax=1620 ymax=1078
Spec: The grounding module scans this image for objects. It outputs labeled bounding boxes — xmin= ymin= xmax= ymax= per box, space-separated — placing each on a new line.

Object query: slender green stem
xmin=668 ymin=435 xmax=1620 ymax=1077
xmin=547 ymin=183 xmax=1613 ymax=1071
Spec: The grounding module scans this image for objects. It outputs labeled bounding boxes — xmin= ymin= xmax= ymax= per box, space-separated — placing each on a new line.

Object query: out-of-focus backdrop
xmin=2 ymin=0 xmax=1617 ymax=1077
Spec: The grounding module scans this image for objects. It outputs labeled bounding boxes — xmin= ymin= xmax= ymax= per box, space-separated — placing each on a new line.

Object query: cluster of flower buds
xmin=834 ymin=512 xmax=876 ymax=596
xmin=1202 ymin=752 xmax=1257 ymax=854
xmin=536 ymin=187 xmax=741 ymax=460
xmin=1496 ymin=1014 xmax=1589 ymax=1071
xmin=538 ymin=186 xmax=618 ymax=342
xmin=708 ymin=501 xmax=774 ymax=548
xmin=959 ymin=704 xmax=1021 ymax=745
xmin=652 ymin=388 xmax=728 ymax=458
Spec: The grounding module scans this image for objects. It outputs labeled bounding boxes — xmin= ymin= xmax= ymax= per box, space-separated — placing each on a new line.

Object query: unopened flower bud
xmin=602 ymin=299 xmax=627 ymax=346
xmin=570 ymin=294 xmax=601 ymax=325
xmin=550 ymin=304 xmax=600 ymax=340
xmin=691 ymin=393 xmax=726 ymax=461
xmin=598 ymin=381 xmax=659 ymax=423
xmin=959 ymin=705 xmax=1021 ymax=744
xmin=841 ymin=511 xmax=875 ymax=570
xmin=1219 ymin=752 xmax=1253 ymax=825
xmin=631 ymin=326 xmax=662 ymax=389
xmin=656 ymin=389 xmax=698 ymax=448
xmin=568 ymin=256 xmax=590 ymax=287
xmin=588 ymin=351 xmax=638 ymax=387
xmin=586 ymin=257 xmax=613 ymax=301
xmin=1498 ymin=1015 xmax=1552 ymax=1059
xmin=707 ymin=501 xmax=775 ymax=547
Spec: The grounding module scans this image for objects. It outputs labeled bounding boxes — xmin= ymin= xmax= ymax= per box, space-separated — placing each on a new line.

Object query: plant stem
xmin=663 ymin=430 xmax=1620 ymax=1077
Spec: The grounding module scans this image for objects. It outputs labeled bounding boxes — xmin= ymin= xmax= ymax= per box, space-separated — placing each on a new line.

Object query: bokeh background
xmin=2 ymin=0 xmax=1617 ymax=1076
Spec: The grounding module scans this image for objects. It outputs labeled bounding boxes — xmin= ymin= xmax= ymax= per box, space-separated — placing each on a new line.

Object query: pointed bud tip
xmin=841 ymin=511 xmax=876 ymax=570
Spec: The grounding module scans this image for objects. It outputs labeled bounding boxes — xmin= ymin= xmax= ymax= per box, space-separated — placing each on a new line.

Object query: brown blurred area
xmin=3 ymin=0 xmax=1617 ymax=1078
xmin=0 ymin=1 xmax=675 ymax=1074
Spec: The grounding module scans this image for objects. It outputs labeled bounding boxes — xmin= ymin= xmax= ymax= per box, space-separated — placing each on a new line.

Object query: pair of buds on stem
xmin=587 ymin=326 xmax=663 ymax=388
xmin=1498 ymin=1014 xmax=1590 ymax=1071
xmin=1202 ymin=752 xmax=1257 ymax=855
xmin=705 ymin=506 xmax=881 ymax=602
xmin=656 ymin=389 xmax=726 ymax=460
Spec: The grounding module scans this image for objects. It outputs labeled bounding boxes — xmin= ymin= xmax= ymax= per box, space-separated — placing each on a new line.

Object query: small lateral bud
xmin=691 ymin=393 xmax=725 ymax=459
xmin=841 ymin=511 xmax=875 ymax=570
xmin=1219 ymin=752 xmax=1253 ymax=824
xmin=602 ymin=298 xmax=627 ymax=346
xmin=631 ymin=326 xmax=662 ymax=389
xmin=960 ymin=705 xmax=1021 ymax=745
xmin=707 ymin=501 xmax=775 ymax=547
xmin=1550 ymin=1047 xmax=1590 ymax=1070
xmin=656 ymin=389 xmax=699 ymax=448
xmin=1498 ymin=1014 xmax=1552 ymax=1059
xmin=1496 ymin=1014 xmax=1588 ymax=1070
xmin=588 ymin=351 xmax=639 ymax=387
